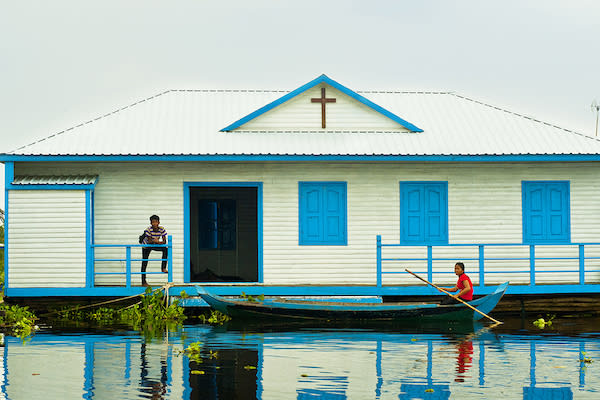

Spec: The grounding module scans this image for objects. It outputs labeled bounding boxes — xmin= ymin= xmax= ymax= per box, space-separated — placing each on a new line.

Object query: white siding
xmin=8 ymin=190 xmax=87 ymax=287
xmin=235 ymin=84 xmax=411 ymax=132
xmin=14 ymin=161 xmax=600 ymax=287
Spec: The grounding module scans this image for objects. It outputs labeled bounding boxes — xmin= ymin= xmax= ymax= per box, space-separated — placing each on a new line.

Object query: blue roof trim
xmin=220 ymin=74 xmax=424 ymax=132
xmin=3 ymin=154 xmax=600 ymax=162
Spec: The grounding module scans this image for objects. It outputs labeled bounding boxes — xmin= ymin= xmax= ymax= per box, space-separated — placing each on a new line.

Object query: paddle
xmin=405 ymin=269 xmax=502 ymax=324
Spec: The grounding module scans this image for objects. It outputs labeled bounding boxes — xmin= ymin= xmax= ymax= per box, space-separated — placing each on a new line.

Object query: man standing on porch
xmin=141 ymin=215 xmax=168 ymax=286
xmin=440 ymin=262 xmax=473 ymax=305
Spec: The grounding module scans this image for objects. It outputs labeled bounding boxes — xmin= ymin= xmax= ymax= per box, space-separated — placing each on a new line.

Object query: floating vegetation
xmin=240 ymin=292 xmax=265 ymax=303
xmin=183 ymin=341 xmax=204 ymax=363
xmin=54 ymin=286 xmax=186 ymax=338
xmin=580 ymin=352 xmax=593 ymax=364
xmin=532 ymin=314 xmax=555 ymax=329
xmin=0 ymin=303 xmax=38 ymax=339
xmin=195 ymin=310 xmax=231 ymax=325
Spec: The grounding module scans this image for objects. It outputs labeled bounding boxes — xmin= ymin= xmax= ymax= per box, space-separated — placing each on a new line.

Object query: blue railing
xmin=92 ymin=235 xmax=173 ymax=287
xmin=376 ymin=235 xmax=600 ymax=288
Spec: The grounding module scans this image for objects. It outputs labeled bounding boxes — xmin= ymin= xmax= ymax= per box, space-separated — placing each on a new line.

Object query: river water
xmin=1 ymin=316 xmax=599 ymax=399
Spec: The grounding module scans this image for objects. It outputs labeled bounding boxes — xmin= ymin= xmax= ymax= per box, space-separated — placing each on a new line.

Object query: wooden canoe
xmin=196 ymin=282 xmax=509 ymax=322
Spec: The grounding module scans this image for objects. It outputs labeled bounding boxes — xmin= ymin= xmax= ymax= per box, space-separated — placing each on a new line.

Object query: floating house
xmin=2 ymin=74 xmax=600 ymax=299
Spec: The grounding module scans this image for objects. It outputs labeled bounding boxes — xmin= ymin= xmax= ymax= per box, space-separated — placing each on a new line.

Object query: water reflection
xmin=1 ymin=318 xmax=599 ymax=399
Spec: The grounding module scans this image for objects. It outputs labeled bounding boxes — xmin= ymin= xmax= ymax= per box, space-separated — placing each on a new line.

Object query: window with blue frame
xmin=400 ymin=182 xmax=448 ymax=244
xmin=299 ymin=182 xmax=347 ymax=245
xmin=522 ymin=181 xmax=570 ymax=244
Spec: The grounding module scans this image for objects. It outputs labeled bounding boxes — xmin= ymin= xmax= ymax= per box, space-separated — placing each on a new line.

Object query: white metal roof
xmin=6 ymin=86 xmax=600 ymax=157
xmin=12 ymin=175 xmax=98 ymax=185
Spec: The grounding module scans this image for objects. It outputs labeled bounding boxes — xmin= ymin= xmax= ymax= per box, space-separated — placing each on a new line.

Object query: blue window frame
xmin=400 ymin=182 xmax=448 ymax=244
xmin=299 ymin=182 xmax=347 ymax=245
xmin=522 ymin=181 xmax=570 ymax=243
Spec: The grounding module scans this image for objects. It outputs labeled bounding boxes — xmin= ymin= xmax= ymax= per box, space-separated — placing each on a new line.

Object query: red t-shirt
xmin=457 ymin=273 xmax=473 ymax=301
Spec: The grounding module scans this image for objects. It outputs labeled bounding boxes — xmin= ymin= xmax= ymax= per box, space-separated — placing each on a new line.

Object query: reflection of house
xmin=1 ymin=328 xmax=594 ymax=399
xmin=3 ymin=74 xmax=600 ymax=298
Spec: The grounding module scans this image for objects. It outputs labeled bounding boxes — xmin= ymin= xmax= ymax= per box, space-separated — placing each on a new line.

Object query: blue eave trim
xmin=3 ymin=154 xmax=600 ymax=162
xmin=220 ymin=74 xmax=424 ymax=132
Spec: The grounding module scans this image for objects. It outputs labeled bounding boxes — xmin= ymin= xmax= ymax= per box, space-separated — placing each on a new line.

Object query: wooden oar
xmin=405 ymin=269 xmax=502 ymax=324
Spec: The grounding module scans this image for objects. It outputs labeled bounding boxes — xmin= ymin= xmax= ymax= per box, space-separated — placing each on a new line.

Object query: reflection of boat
xmin=196 ymin=282 xmax=508 ymax=321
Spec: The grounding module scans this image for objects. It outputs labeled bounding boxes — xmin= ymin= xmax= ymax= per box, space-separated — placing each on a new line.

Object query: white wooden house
xmin=2 ymin=74 xmax=600 ymax=298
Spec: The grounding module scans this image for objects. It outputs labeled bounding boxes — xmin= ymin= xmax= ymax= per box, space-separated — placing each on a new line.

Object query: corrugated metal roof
xmin=6 ymin=88 xmax=600 ymax=157
xmin=12 ymin=175 xmax=98 ymax=185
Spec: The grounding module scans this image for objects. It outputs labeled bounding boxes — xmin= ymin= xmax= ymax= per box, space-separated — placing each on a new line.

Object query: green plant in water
xmin=240 ymin=292 xmax=264 ymax=303
xmin=0 ymin=303 xmax=38 ymax=339
xmin=196 ymin=310 xmax=231 ymax=325
xmin=532 ymin=314 xmax=555 ymax=329
xmin=580 ymin=352 xmax=593 ymax=364
xmin=56 ymin=287 xmax=186 ymax=339
xmin=183 ymin=341 xmax=204 ymax=363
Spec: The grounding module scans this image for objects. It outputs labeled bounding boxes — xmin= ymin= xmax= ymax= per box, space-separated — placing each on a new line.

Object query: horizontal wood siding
xmin=239 ymin=85 xmax=409 ymax=131
xmin=15 ymin=161 xmax=600 ymax=287
xmin=8 ymin=190 xmax=87 ymax=287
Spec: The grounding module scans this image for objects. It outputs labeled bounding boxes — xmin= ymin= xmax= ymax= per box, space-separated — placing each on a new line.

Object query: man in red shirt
xmin=440 ymin=262 xmax=473 ymax=304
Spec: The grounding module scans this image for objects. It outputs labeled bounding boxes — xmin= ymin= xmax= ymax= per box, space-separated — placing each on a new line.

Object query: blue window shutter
xmin=425 ymin=184 xmax=447 ymax=243
xmin=547 ymin=183 xmax=569 ymax=240
xmin=304 ymin=187 xmax=323 ymax=242
xmin=401 ymin=182 xmax=448 ymax=244
xmin=522 ymin=181 xmax=570 ymax=243
xmin=324 ymin=184 xmax=346 ymax=243
xmin=299 ymin=182 xmax=347 ymax=245
xmin=526 ymin=184 xmax=546 ymax=240
xmin=404 ymin=186 xmax=424 ymax=242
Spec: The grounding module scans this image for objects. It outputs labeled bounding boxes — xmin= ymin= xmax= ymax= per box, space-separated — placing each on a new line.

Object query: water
xmin=1 ymin=317 xmax=599 ymax=399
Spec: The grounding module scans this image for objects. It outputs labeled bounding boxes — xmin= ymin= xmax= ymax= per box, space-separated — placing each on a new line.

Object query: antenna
xmin=592 ymin=100 xmax=600 ymax=136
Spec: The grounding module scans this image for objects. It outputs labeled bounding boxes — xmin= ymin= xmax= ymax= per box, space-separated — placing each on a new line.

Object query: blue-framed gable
xmin=220 ymin=74 xmax=423 ymax=132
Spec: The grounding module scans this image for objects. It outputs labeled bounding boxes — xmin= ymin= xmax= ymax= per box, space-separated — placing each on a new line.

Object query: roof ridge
xmin=451 ymin=93 xmax=598 ymax=141
xmin=169 ymin=88 xmax=452 ymax=95
xmin=10 ymin=90 xmax=174 ymax=154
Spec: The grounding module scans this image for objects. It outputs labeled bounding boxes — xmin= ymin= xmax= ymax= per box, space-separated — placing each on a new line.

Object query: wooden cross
xmin=311 ymin=87 xmax=336 ymax=129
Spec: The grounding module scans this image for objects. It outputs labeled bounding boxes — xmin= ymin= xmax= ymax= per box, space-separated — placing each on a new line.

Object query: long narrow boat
xmin=196 ymin=282 xmax=509 ymax=321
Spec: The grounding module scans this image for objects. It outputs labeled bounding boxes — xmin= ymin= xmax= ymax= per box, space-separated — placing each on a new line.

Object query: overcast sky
xmin=1 ymin=0 xmax=600 ymax=209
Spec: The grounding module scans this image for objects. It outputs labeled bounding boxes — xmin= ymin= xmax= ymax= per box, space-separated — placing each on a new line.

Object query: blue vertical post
xmin=126 ymin=246 xmax=131 ymax=288
xmin=478 ymin=245 xmax=485 ymax=287
xmin=529 ymin=245 xmax=536 ymax=286
xmin=168 ymin=235 xmax=173 ymax=283
xmin=427 ymin=246 xmax=433 ymax=283
xmin=376 ymin=235 xmax=382 ymax=288
xmin=579 ymin=244 xmax=585 ymax=285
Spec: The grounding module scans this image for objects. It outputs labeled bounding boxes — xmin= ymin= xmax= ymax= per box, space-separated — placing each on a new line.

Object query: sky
xmin=1 ymin=0 xmax=600 ymax=210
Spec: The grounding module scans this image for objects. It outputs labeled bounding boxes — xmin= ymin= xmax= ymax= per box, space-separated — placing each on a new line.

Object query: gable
xmin=221 ymin=74 xmax=423 ymax=133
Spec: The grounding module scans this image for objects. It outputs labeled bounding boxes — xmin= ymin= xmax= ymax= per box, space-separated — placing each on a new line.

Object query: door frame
xmin=183 ymin=182 xmax=263 ymax=283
